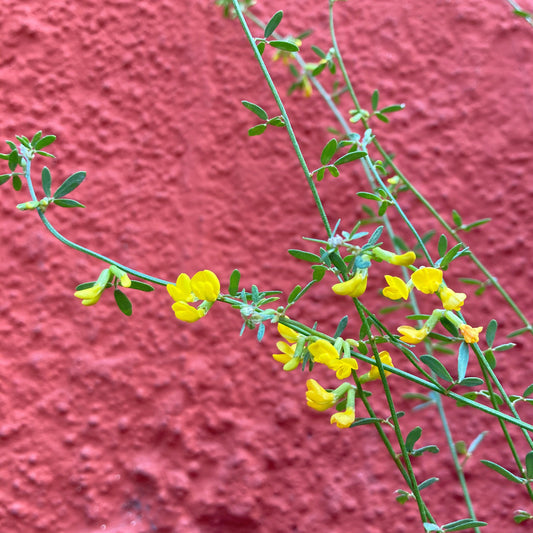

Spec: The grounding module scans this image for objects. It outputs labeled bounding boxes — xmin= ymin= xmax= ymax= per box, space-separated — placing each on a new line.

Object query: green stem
xmin=354 ymin=298 xmax=433 ymax=523
xmin=353 ymin=371 xmax=435 ymax=522
xmin=232 ymin=0 xmax=332 ymax=237
xmin=21 ymin=153 xmax=170 ymax=287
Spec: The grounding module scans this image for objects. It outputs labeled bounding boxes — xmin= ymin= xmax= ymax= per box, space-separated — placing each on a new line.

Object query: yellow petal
xmin=308 ymin=339 xmax=340 ymax=365
xmin=398 ymin=325 xmax=428 ymax=344
xmin=191 ymin=270 xmax=220 ymax=302
xmin=439 ymin=286 xmax=466 ymax=311
xmin=411 ymin=267 xmax=443 ymax=294
xmin=332 ymin=270 xmax=368 ymax=298
xmin=330 ymin=407 xmax=355 ymax=428
xmin=277 ymin=323 xmax=300 ymax=343
xmin=167 ymin=273 xmax=194 ymax=302
xmin=459 ymin=324 xmax=483 ymax=344
xmin=171 ymin=301 xmax=205 ymax=323
xmin=383 ymin=275 xmax=410 ymax=300
xmin=390 ymin=251 xmax=416 ymax=266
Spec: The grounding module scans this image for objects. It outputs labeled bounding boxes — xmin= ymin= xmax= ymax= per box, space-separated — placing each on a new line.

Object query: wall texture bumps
xmin=1 ymin=0 xmax=533 ymax=531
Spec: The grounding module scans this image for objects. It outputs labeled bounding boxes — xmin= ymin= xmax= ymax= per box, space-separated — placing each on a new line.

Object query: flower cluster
xmin=331 ymin=247 xmax=416 ymax=299
xmin=383 ymin=266 xmax=482 ymax=345
xmin=272 ymin=323 xmax=395 ymax=428
xmin=167 ymin=270 xmax=220 ymax=322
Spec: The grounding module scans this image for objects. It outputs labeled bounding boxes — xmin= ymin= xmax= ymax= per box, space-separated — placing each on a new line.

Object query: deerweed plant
xmin=2 ymin=1 xmax=533 ymax=531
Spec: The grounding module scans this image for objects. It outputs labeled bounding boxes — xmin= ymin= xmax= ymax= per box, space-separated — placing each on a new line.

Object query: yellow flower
xmin=329 ymin=358 xmax=358 ymax=380
xmin=190 ymin=270 xmax=220 ymax=302
xmin=330 ymin=407 xmax=355 ymax=428
xmin=383 ymin=275 xmax=410 ymax=300
xmin=332 ymin=269 xmax=368 ymax=298
xmin=119 ymin=273 xmax=131 ymax=288
xmin=306 ymin=379 xmax=336 ymax=411
xmin=277 ymin=323 xmax=300 ymax=343
xmin=411 ymin=267 xmax=443 ymax=294
xmin=171 ymin=301 xmax=206 ymax=323
xmin=167 ymin=273 xmax=195 ymax=303
xmin=459 ymin=324 xmax=483 ymax=344
xmin=272 ymin=341 xmax=295 ymax=364
xmin=308 ymin=339 xmax=340 ymax=366
xmin=74 ymin=285 xmax=104 ymax=306
xmin=361 ymin=351 xmax=394 ymax=382
xmin=390 ymin=251 xmax=416 ymax=266
xmin=398 ymin=325 xmax=429 ymax=344
xmin=438 ymin=286 xmax=466 ymax=311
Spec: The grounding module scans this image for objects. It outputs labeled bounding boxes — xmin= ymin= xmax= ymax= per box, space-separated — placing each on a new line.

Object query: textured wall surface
xmin=1 ymin=0 xmax=533 ymax=531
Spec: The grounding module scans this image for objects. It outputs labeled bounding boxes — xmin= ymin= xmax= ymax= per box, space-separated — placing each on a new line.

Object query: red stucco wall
xmin=1 ymin=1 xmax=533 ymax=531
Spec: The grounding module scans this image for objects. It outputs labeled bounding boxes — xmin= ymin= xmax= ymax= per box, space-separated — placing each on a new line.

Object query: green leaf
xmin=312 ymin=265 xmax=326 ymax=281
xmin=30 ymin=131 xmax=42 ymax=146
xmin=480 ymin=460 xmax=525 ymax=484
xmin=457 ymin=342 xmax=469 ymax=382
xmin=41 ymin=166 xmax=52 ymax=197
xmin=0 ymin=174 xmax=10 ymax=186
xmin=264 ymin=10 xmax=283 ymax=38
xmin=351 ymin=417 xmax=381 ymax=427
xmin=241 ymin=100 xmax=268 ymax=121
xmin=114 ymin=289 xmax=132 ymax=316
xmin=467 ymin=431 xmax=487 ymax=455
xmin=380 ymin=104 xmax=405 ymax=113
xmin=525 ymin=451 xmax=533 ymax=479
xmin=420 ymin=354 xmax=453 ymax=382
xmin=437 ymin=234 xmax=448 ymax=258
xmin=228 ymin=269 xmax=240 ymax=296
xmin=75 ymin=281 xmax=96 ymax=291
xmin=437 ymin=243 xmax=465 ymax=270
xmin=129 ymin=280 xmax=154 ymax=292
xmin=333 ymin=151 xmax=367 ymax=166
xmin=458 ymin=377 xmax=484 ymax=387
xmin=54 ymin=171 xmax=86 ymax=198
xmin=485 ymin=319 xmax=497 ymax=347
xmin=315 ymin=167 xmax=325 ymax=181
xmin=8 ymin=149 xmax=19 ymax=172
xmin=368 ymin=225 xmax=384 ymax=246
xmin=374 ymin=112 xmax=389 ymax=123
xmin=269 ymin=40 xmax=299 ymax=52
xmin=268 ymin=116 xmax=285 ymax=127
xmin=405 ymin=426 xmax=422 ymax=452
xmin=334 ymin=316 xmax=348 ymax=338
xmin=418 ymin=477 xmax=439 ymax=491
xmin=523 ymin=384 xmax=533 ymax=397
xmin=35 ymin=150 xmax=55 ymax=158
xmin=311 ymin=45 xmax=326 ymax=59
xmin=53 ymin=198 xmax=85 ymax=208
xmin=287 ymin=285 xmax=302 ymax=304
xmin=326 ymin=165 xmax=339 ymax=178
xmin=452 ymin=209 xmax=462 ymax=226
xmin=248 ymin=124 xmax=267 ymax=136
xmin=412 ymin=445 xmax=439 ymax=456
xmin=320 ymin=138 xmax=338 ymax=165
xmin=371 ymin=89 xmax=379 ymax=111
xmin=493 ymin=342 xmax=515 ymax=352
xmin=257 ymin=41 xmax=266 ymax=56
xmin=16 ymin=135 xmax=31 ymax=148
xmin=462 ymin=218 xmax=491 ymax=231
xmin=442 ymin=519 xmax=488 ymax=531
xmin=357 ymin=191 xmax=381 ymax=201
xmin=12 ymin=175 xmax=22 ymax=191
xmin=288 ymin=249 xmax=320 ymax=263
xmin=34 ymin=134 xmax=56 ymax=150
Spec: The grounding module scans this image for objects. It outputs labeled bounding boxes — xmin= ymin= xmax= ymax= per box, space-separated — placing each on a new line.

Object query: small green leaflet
xmin=269 ymin=40 xmax=299 ymax=52
xmin=54 ymin=171 xmax=86 ymax=199
xmin=41 ymin=167 xmax=52 ymax=197
xmin=114 ymin=289 xmax=132 ymax=316
xmin=241 ymin=100 xmax=268 ymax=121
xmin=264 ymin=10 xmax=283 ymax=38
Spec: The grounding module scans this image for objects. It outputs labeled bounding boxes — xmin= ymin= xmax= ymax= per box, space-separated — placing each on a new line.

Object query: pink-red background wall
xmin=1 ymin=1 xmax=533 ymax=531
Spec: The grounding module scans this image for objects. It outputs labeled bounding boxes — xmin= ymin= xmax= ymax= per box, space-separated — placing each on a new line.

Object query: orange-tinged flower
xmin=306 ymin=379 xmax=336 ymax=411
xmin=332 ymin=270 xmax=368 ymax=298
xmin=459 ymin=324 xmax=483 ymax=344
xmin=439 ymin=286 xmax=466 ymax=311
xmin=411 ymin=267 xmax=443 ymax=294
xmin=330 ymin=407 xmax=355 ymax=429
xmin=398 ymin=325 xmax=429 ymax=344
xmin=383 ymin=275 xmax=410 ymax=300
xmin=390 ymin=251 xmax=416 ymax=266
